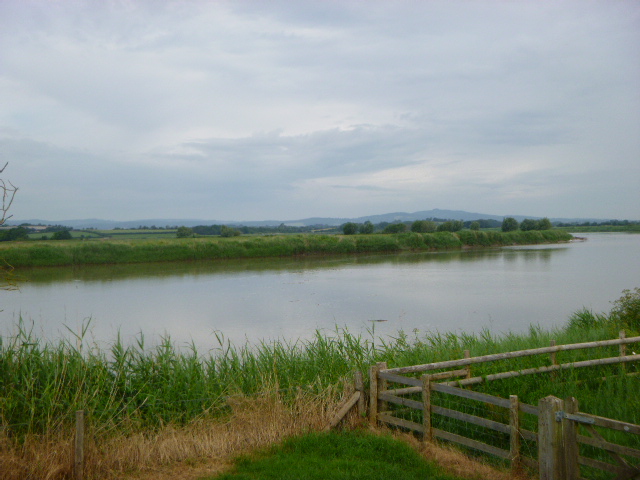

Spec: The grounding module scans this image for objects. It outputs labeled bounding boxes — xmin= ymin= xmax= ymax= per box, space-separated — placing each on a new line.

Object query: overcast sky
xmin=1 ymin=0 xmax=638 ymax=223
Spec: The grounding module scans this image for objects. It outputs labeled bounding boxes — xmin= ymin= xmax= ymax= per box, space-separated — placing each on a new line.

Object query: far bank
xmin=0 ymin=230 xmax=573 ymax=268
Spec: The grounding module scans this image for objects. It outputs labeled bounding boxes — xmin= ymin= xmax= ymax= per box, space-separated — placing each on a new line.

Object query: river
xmin=1 ymin=233 xmax=638 ymax=350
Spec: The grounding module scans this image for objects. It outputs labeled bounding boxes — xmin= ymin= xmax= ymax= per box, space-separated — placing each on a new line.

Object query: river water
xmin=1 ymin=233 xmax=638 ymax=350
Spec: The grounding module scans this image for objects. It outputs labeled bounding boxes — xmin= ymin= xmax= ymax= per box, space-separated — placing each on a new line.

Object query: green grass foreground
xmin=207 ymin=431 xmax=459 ymax=480
xmin=0 ymin=229 xmax=573 ymax=267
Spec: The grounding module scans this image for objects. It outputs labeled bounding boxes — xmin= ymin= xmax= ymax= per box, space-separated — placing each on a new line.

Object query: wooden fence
xmin=366 ymin=332 xmax=640 ymax=480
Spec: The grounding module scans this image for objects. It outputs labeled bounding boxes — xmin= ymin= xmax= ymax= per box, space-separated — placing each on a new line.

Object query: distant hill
xmin=10 ymin=209 xmax=620 ymax=230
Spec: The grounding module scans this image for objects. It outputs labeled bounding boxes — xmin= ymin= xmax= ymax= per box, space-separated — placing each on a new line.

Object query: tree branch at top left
xmin=1 ymin=162 xmax=18 ymax=227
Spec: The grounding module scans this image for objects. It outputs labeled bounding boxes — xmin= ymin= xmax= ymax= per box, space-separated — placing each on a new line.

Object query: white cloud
xmin=0 ymin=0 xmax=638 ymax=221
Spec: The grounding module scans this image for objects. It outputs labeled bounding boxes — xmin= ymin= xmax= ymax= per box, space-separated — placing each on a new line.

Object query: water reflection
xmin=20 ymin=246 xmax=569 ymax=285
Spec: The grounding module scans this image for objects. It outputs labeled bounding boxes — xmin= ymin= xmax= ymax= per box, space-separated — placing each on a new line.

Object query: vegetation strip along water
xmin=0 ymin=230 xmax=573 ymax=267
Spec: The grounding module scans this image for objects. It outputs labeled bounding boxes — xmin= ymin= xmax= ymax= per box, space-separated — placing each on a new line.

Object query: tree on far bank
xmin=342 ymin=222 xmax=358 ymax=235
xmin=519 ymin=219 xmax=537 ymax=231
xmin=382 ymin=223 xmax=408 ymax=234
xmin=520 ymin=217 xmax=553 ymax=231
xmin=52 ymin=229 xmax=72 ymax=240
xmin=470 ymin=221 xmax=480 ymax=231
xmin=176 ymin=226 xmax=194 ymax=238
xmin=359 ymin=221 xmax=374 ymax=234
xmin=538 ymin=217 xmax=552 ymax=230
xmin=436 ymin=220 xmax=463 ymax=232
xmin=220 ymin=225 xmax=241 ymax=237
xmin=411 ymin=220 xmax=436 ymax=233
xmin=501 ymin=217 xmax=519 ymax=232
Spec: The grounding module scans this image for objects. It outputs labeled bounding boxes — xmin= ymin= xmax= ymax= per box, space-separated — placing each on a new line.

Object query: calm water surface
xmin=1 ymin=233 xmax=638 ymax=349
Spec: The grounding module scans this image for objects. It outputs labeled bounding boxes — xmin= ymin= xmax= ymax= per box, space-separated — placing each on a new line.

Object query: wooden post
xmin=369 ymin=364 xmax=379 ymax=426
xmin=377 ymin=362 xmax=388 ymax=415
xmin=509 ymin=395 xmax=521 ymax=473
xmin=538 ymin=396 xmax=565 ymax=480
xmin=354 ymin=370 xmax=365 ymax=416
xmin=74 ymin=410 xmax=85 ymax=480
xmin=549 ymin=340 xmax=557 ymax=366
xmin=620 ymin=330 xmax=627 ymax=373
xmin=563 ymin=397 xmax=580 ymax=480
xmin=463 ymin=350 xmax=471 ymax=379
xmin=422 ymin=375 xmax=432 ymax=443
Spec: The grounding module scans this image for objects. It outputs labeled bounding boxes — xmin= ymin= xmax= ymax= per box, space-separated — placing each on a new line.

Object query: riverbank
xmin=0 ymin=230 xmax=573 ymax=267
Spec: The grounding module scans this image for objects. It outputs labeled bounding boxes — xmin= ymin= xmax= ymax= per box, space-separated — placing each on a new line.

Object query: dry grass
xmin=386 ymin=430 xmax=532 ymax=480
xmin=0 ymin=388 xmax=337 ymax=480
xmin=1 ymin=383 xmax=531 ymax=480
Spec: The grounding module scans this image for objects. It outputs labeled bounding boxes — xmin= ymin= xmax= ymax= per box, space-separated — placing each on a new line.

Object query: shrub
xmin=220 ymin=225 xmax=241 ymax=237
xmin=501 ymin=217 xmax=519 ymax=232
xmin=176 ymin=226 xmax=194 ymax=238
xmin=383 ymin=223 xmax=407 ymax=234
xmin=342 ymin=222 xmax=358 ymax=235
xmin=411 ymin=220 xmax=436 ymax=233
xmin=610 ymin=288 xmax=640 ymax=331
xmin=359 ymin=221 xmax=374 ymax=234
xmin=436 ymin=220 xmax=463 ymax=232
xmin=51 ymin=229 xmax=72 ymax=240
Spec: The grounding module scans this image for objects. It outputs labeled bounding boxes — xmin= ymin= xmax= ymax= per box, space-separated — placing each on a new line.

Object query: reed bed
xmin=1 ymin=308 xmax=633 ymax=439
xmin=0 ymin=230 xmax=573 ymax=267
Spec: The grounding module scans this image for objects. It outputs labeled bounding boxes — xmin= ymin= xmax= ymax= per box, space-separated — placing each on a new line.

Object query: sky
xmin=1 ymin=0 xmax=639 ymax=223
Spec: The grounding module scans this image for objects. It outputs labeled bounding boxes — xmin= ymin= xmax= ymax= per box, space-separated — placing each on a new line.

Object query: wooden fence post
xmin=563 ymin=397 xmax=580 ymax=480
xmin=538 ymin=396 xmax=565 ymax=480
xmin=355 ymin=370 xmax=365 ymax=417
xmin=74 ymin=410 xmax=85 ymax=480
xmin=377 ymin=362 xmax=388 ymax=415
xmin=620 ymin=330 xmax=627 ymax=373
xmin=464 ymin=350 xmax=471 ymax=379
xmin=369 ymin=364 xmax=379 ymax=426
xmin=422 ymin=375 xmax=432 ymax=443
xmin=549 ymin=340 xmax=557 ymax=366
xmin=509 ymin=395 xmax=521 ymax=473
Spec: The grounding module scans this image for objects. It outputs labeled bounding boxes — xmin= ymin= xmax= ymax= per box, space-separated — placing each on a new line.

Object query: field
xmin=1 ymin=288 xmax=638 ymax=479
xmin=2 ymin=229 xmax=573 ymax=267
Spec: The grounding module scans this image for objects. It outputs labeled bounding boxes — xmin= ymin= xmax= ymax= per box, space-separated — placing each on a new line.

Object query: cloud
xmin=0 ymin=0 xmax=638 ymax=221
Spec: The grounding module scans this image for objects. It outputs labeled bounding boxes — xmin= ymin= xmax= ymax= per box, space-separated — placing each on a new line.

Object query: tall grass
xmin=1 ymin=302 xmax=633 ymax=442
xmin=0 ymin=230 xmax=573 ymax=268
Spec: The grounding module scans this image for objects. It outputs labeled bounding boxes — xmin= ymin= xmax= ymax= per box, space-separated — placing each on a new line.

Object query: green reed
xmin=0 ymin=230 xmax=573 ymax=268
xmin=1 ymin=301 xmax=633 ymax=442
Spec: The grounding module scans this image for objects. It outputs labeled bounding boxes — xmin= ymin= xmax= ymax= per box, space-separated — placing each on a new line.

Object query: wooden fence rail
xmin=384 ymin=333 xmax=640 ymax=375
xmin=369 ymin=332 xmax=640 ymax=480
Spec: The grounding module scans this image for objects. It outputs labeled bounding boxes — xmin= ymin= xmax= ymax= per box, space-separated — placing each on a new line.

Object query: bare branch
xmin=0 ymin=162 xmax=18 ymax=227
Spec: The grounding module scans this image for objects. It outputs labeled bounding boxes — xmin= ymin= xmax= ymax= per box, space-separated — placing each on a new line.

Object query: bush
xmin=342 ymin=222 xmax=358 ymax=235
xmin=51 ymin=229 xmax=72 ymax=240
xmin=176 ymin=226 xmax=194 ymax=238
xmin=411 ymin=220 xmax=436 ymax=233
xmin=359 ymin=221 xmax=374 ymax=234
xmin=436 ymin=220 xmax=463 ymax=232
xmin=383 ymin=223 xmax=407 ymax=234
xmin=610 ymin=288 xmax=640 ymax=331
xmin=220 ymin=225 xmax=241 ymax=237
xmin=501 ymin=217 xmax=519 ymax=232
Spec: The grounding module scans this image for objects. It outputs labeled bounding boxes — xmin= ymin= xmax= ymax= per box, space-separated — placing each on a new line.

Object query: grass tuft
xmin=209 ymin=430 xmax=460 ymax=480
